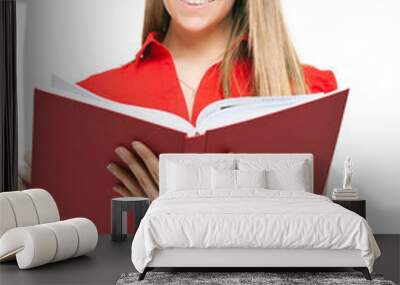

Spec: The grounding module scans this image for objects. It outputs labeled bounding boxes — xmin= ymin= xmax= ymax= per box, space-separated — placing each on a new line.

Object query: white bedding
xmin=131 ymin=190 xmax=380 ymax=273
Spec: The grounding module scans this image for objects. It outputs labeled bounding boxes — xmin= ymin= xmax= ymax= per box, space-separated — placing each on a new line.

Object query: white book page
xmin=195 ymin=94 xmax=325 ymax=127
xmin=196 ymin=93 xmax=327 ymax=134
xmin=195 ymin=96 xmax=272 ymax=126
xmin=50 ymin=75 xmax=194 ymax=135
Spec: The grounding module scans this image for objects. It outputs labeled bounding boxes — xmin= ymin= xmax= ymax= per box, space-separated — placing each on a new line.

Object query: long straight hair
xmin=142 ymin=0 xmax=308 ymax=97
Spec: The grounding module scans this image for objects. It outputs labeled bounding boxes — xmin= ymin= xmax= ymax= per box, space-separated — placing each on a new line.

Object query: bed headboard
xmin=159 ymin=153 xmax=314 ymax=195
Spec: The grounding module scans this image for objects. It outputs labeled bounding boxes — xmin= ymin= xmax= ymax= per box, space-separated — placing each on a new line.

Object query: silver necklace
xmin=177 ymin=52 xmax=225 ymax=97
xmin=178 ymin=78 xmax=197 ymax=95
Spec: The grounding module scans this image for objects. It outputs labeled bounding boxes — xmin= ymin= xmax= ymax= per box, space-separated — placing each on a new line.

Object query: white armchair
xmin=0 ymin=189 xmax=97 ymax=269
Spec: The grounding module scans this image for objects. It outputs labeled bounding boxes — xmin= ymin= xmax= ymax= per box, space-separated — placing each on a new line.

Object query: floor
xmin=0 ymin=236 xmax=133 ymax=285
xmin=0 ymin=235 xmax=398 ymax=285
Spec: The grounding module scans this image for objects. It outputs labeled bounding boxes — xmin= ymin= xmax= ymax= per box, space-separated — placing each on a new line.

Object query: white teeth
xmin=182 ymin=0 xmax=215 ymax=6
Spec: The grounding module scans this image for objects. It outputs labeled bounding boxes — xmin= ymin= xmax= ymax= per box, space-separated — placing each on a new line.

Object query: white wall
xmin=17 ymin=0 xmax=400 ymax=233
xmin=282 ymin=0 xmax=400 ymax=234
xmin=16 ymin=0 xmax=145 ymax=167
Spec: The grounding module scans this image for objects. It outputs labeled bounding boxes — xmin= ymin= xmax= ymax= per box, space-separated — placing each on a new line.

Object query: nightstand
xmin=332 ymin=199 xmax=366 ymax=219
xmin=111 ymin=197 xmax=150 ymax=242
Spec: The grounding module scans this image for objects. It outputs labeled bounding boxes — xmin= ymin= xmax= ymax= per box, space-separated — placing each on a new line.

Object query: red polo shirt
xmin=78 ymin=32 xmax=337 ymax=125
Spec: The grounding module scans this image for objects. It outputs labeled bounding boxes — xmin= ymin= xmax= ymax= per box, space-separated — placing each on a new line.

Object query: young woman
xmin=78 ymin=0 xmax=337 ymax=200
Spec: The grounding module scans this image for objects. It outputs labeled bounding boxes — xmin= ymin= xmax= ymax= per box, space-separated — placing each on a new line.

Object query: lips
xmin=180 ymin=0 xmax=216 ymax=6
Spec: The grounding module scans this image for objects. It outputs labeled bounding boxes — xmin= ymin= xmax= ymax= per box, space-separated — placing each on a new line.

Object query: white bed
xmin=131 ymin=154 xmax=380 ymax=280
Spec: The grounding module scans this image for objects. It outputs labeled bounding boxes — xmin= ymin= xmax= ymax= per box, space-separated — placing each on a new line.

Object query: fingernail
xmin=106 ymin=163 xmax=113 ymax=170
xmin=115 ymin=147 xmax=124 ymax=155
xmin=132 ymin=141 xmax=140 ymax=149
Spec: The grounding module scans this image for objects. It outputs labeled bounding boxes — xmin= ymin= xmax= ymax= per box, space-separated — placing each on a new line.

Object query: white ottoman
xmin=0 ymin=189 xmax=98 ymax=269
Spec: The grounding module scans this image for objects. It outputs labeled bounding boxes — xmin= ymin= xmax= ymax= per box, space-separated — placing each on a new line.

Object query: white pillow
xmin=211 ymin=169 xmax=268 ymax=190
xmin=166 ymin=160 xmax=236 ymax=192
xmin=236 ymin=169 xmax=267 ymax=188
xmin=266 ymin=165 xmax=307 ymax=191
xmin=167 ymin=163 xmax=211 ymax=191
xmin=237 ymin=159 xmax=309 ymax=191
xmin=211 ymin=168 xmax=236 ymax=190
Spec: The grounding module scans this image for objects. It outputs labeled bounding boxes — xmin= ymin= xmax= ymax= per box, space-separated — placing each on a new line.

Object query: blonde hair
xmin=142 ymin=0 xmax=308 ymax=97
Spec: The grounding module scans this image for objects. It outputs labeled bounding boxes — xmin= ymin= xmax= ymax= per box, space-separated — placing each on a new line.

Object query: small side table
xmin=332 ymin=199 xmax=366 ymax=219
xmin=111 ymin=197 xmax=150 ymax=242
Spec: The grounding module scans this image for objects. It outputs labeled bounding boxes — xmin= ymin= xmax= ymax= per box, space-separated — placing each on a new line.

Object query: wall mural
xmin=24 ymin=0 xmax=347 ymax=233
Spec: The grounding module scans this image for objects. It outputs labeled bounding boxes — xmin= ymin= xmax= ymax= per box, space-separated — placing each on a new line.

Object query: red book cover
xmin=205 ymin=89 xmax=348 ymax=196
xmin=31 ymin=86 xmax=348 ymax=233
xmin=31 ymin=90 xmax=187 ymax=233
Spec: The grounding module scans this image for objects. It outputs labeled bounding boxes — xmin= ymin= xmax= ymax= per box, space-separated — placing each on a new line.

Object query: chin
xmin=177 ymin=17 xmax=215 ymax=33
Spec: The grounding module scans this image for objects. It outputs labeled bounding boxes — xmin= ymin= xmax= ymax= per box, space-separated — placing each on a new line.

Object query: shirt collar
xmin=135 ymin=31 xmax=249 ymax=66
xmin=135 ymin=31 xmax=160 ymax=65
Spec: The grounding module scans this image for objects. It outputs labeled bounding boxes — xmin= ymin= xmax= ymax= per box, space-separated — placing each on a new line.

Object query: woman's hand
xmin=107 ymin=141 xmax=159 ymax=201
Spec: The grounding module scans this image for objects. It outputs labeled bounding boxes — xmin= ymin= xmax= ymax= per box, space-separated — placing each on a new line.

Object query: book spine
xmin=183 ymin=133 xmax=207 ymax=153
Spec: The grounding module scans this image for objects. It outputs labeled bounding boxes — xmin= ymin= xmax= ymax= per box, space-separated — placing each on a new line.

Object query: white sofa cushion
xmin=0 ymin=225 xmax=57 ymax=268
xmin=23 ymin=189 xmax=60 ymax=224
xmin=66 ymin=218 xmax=98 ymax=257
xmin=42 ymin=221 xmax=78 ymax=262
xmin=0 ymin=189 xmax=97 ymax=269
xmin=0 ymin=191 xmax=40 ymax=227
xmin=0 ymin=189 xmax=60 ymax=237
xmin=0 ymin=218 xmax=97 ymax=269
xmin=0 ymin=196 xmax=17 ymax=237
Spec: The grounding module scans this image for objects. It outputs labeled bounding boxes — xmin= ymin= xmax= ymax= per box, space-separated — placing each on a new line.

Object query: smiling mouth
xmin=180 ymin=0 xmax=216 ymax=6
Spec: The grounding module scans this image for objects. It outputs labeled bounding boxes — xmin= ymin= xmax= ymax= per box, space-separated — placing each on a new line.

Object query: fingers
xmin=107 ymin=163 xmax=145 ymax=197
xmin=114 ymin=147 xmax=159 ymax=200
xmin=112 ymin=185 xmax=132 ymax=197
xmin=132 ymin=141 xmax=159 ymax=186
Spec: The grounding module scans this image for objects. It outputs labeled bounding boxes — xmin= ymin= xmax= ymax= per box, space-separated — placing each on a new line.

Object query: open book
xmin=31 ymin=75 xmax=349 ymax=233
xmin=51 ymin=75 xmax=328 ymax=137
